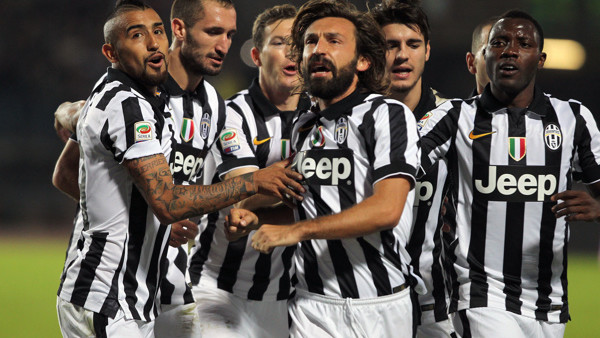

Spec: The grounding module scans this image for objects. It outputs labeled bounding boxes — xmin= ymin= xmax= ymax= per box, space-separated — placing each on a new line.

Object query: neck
xmin=317 ymin=76 xmax=359 ymax=110
xmin=390 ymin=78 xmax=422 ymax=111
xmin=490 ymin=80 xmax=535 ymax=108
xmin=259 ymin=79 xmax=299 ymax=112
xmin=167 ymin=46 xmax=203 ymax=91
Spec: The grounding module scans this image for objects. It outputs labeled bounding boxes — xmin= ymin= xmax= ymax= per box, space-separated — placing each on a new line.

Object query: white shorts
xmin=453 ymin=307 xmax=565 ymax=338
xmin=417 ymin=318 xmax=457 ymax=338
xmin=192 ymin=282 xmax=289 ymax=338
xmin=154 ymin=303 xmax=199 ymax=338
xmin=57 ymin=296 xmax=153 ymax=337
xmin=289 ymin=288 xmax=413 ymax=338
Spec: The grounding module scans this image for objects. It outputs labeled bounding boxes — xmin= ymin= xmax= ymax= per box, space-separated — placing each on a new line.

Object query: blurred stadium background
xmin=0 ymin=0 xmax=598 ymax=336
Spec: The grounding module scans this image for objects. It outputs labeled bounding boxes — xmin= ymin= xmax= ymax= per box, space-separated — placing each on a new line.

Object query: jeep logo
xmin=414 ymin=181 xmax=433 ymax=206
xmin=296 ymin=149 xmax=354 ymax=186
xmin=169 ymin=143 xmax=207 ymax=183
xmin=474 ymin=165 xmax=558 ymax=202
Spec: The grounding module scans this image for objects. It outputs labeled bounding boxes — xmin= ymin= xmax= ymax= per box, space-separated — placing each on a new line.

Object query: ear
xmin=102 ymin=43 xmax=118 ymax=64
xmin=171 ymin=18 xmax=186 ymax=42
xmin=538 ymin=52 xmax=546 ymax=69
xmin=251 ymin=47 xmax=262 ymax=67
xmin=466 ymin=52 xmax=476 ymax=75
xmin=356 ymin=55 xmax=370 ymax=72
xmin=425 ymin=41 xmax=431 ymax=62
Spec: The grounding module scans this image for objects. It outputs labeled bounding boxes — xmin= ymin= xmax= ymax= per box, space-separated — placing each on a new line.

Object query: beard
xmin=140 ymin=55 xmax=168 ymax=87
xmin=180 ymin=30 xmax=224 ymax=77
xmin=303 ymin=56 xmax=357 ymax=100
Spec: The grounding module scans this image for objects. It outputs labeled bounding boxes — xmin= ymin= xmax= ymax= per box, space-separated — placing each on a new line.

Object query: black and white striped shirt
xmin=291 ymin=89 xmax=424 ymax=299
xmin=158 ymin=75 xmax=226 ymax=306
xmin=408 ymin=85 xmax=452 ymax=324
xmin=419 ymin=86 xmax=600 ymax=323
xmin=58 ymin=68 xmax=174 ymax=321
xmin=188 ymin=78 xmax=309 ymax=301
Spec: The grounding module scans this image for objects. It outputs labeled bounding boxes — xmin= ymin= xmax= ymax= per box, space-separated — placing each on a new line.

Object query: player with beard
xmin=466 ymin=16 xmax=497 ymax=96
xmin=54 ymin=1 xmax=305 ymax=336
xmin=226 ymin=1 xmax=423 ymax=336
xmin=419 ymin=10 xmax=600 ymax=337
xmin=187 ymin=5 xmax=311 ymax=337
xmin=370 ymin=1 xmax=455 ymax=336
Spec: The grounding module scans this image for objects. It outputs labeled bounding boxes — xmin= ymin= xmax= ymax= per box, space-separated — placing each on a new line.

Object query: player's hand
xmin=169 ymin=219 xmax=198 ymax=247
xmin=551 ymin=190 xmax=600 ymax=223
xmin=224 ymin=208 xmax=260 ymax=241
xmin=251 ymin=223 xmax=301 ymax=254
xmin=54 ymin=100 xmax=85 ymax=135
xmin=252 ymin=158 xmax=305 ymax=207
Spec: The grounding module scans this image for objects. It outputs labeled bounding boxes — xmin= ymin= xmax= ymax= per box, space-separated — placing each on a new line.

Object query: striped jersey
xmin=188 ymin=78 xmax=309 ymax=301
xmin=407 ymin=85 xmax=453 ymax=324
xmin=158 ymin=75 xmax=226 ymax=306
xmin=58 ymin=68 xmax=174 ymax=321
xmin=291 ymin=89 xmax=424 ymax=299
xmin=419 ymin=86 xmax=600 ymax=323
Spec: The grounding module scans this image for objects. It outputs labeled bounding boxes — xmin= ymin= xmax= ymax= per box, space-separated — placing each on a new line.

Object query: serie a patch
xmin=134 ymin=121 xmax=153 ymax=143
xmin=219 ymin=128 xmax=241 ymax=154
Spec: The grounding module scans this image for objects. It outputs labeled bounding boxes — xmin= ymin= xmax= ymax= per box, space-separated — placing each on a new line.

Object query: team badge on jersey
xmin=220 ymin=128 xmax=241 ymax=154
xmin=281 ymin=139 xmax=292 ymax=160
xmin=311 ymin=126 xmax=326 ymax=148
xmin=134 ymin=121 xmax=153 ymax=143
xmin=181 ymin=118 xmax=195 ymax=142
xmin=200 ymin=112 xmax=211 ymax=140
xmin=508 ymin=137 xmax=526 ymax=161
xmin=544 ymin=124 xmax=562 ymax=150
xmin=417 ymin=112 xmax=433 ymax=131
xmin=335 ymin=117 xmax=348 ymax=144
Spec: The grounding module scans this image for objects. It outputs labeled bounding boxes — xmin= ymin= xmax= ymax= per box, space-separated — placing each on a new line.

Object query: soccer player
xmin=228 ymin=1 xmax=423 ymax=336
xmin=418 ymin=10 xmax=600 ymax=337
xmin=370 ymin=1 xmax=454 ymax=336
xmin=465 ymin=17 xmax=496 ymax=96
xmin=187 ymin=5 xmax=309 ymax=336
xmin=55 ymin=1 xmax=304 ymax=336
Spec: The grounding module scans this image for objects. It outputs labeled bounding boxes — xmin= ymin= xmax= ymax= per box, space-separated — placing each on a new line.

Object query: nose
xmin=215 ymin=35 xmax=231 ymax=57
xmin=147 ymin=33 xmax=159 ymax=51
xmin=501 ymin=40 xmax=518 ymax=58
xmin=394 ymin=45 xmax=408 ymax=63
xmin=313 ymin=37 xmax=327 ymax=55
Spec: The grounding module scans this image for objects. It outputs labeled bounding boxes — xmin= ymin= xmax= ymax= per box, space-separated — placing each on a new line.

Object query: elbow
xmin=151 ymin=206 xmax=177 ymax=225
xmin=378 ymin=205 xmax=404 ymax=231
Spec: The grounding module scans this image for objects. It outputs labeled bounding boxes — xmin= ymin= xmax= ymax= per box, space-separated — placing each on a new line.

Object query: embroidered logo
xmin=335 ymin=117 xmax=348 ymax=144
xmin=200 ymin=113 xmax=211 ymax=140
xmin=181 ymin=118 xmax=194 ymax=142
xmin=509 ymin=137 xmax=526 ymax=161
xmin=311 ymin=126 xmax=326 ymax=148
xmin=219 ymin=128 xmax=241 ymax=154
xmin=134 ymin=121 xmax=153 ymax=143
xmin=544 ymin=124 xmax=562 ymax=150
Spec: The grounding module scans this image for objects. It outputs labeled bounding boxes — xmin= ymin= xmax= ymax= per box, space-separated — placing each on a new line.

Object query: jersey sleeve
xmin=418 ymin=100 xmax=459 ymax=175
xmin=215 ymin=103 xmax=259 ymax=178
xmin=368 ymin=100 xmax=420 ymax=186
xmin=573 ymin=103 xmax=600 ymax=184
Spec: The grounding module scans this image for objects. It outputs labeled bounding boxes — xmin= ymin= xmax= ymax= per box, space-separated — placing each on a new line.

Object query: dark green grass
xmin=0 ymin=238 xmax=598 ymax=337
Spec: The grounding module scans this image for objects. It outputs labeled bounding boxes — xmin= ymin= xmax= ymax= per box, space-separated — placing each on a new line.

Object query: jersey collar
xmin=106 ymin=67 xmax=165 ymax=112
xmin=479 ymin=84 xmax=547 ymax=117
xmin=317 ymin=87 xmax=371 ymax=121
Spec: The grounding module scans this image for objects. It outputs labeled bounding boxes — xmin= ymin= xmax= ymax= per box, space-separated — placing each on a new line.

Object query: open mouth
xmin=391 ymin=66 xmax=412 ymax=79
xmin=310 ymin=63 xmax=331 ymax=76
xmin=499 ymin=63 xmax=518 ymax=75
xmin=146 ymin=53 xmax=164 ymax=69
xmin=283 ymin=64 xmax=297 ymax=75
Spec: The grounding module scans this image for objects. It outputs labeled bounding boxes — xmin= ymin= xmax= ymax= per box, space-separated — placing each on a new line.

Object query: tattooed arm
xmin=124 ymin=154 xmax=304 ymax=224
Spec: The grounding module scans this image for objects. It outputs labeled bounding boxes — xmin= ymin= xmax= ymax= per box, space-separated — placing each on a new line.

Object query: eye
xmin=408 ymin=43 xmax=420 ymax=49
xmin=154 ymin=28 xmax=164 ymax=35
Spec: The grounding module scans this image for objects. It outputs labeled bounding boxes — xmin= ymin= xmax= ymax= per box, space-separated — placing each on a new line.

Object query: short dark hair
xmin=252 ymin=5 xmax=297 ymax=50
xmin=369 ymin=0 xmax=430 ymax=43
xmin=470 ymin=16 xmax=498 ymax=53
xmin=104 ymin=0 xmax=152 ymax=44
xmin=291 ymin=0 xmax=389 ymax=94
xmin=496 ymin=9 xmax=544 ymax=51
xmin=170 ymin=0 xmax=234 ymax=29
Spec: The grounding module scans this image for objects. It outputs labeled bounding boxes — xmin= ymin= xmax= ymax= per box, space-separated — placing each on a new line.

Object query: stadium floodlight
xmin=543 ymin=38 xmax=586 ymax=71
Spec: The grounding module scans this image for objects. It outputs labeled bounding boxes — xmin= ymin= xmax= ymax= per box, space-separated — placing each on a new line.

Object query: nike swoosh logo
xmin=469 ymin=131 xmax=496 ymax=140
xmin=298 ymin=125 xmax=315 ymax=133
xmin=253 ymin=137 xmax=271 ymax=145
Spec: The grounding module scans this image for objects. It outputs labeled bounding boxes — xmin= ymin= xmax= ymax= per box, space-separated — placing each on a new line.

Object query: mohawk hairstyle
xmin=104 ymin=0 xmax=152 ymax=44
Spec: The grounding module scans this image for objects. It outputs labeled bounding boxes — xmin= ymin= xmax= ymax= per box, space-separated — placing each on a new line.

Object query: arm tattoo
xmin=125 ymin=154 xmax=257 ymax=222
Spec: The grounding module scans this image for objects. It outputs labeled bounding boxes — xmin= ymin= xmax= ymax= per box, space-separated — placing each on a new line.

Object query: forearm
xmin=52 ymin=139 xmax=80 ymax=201
xmin=126 ymin=154 xmax=257 ymax=224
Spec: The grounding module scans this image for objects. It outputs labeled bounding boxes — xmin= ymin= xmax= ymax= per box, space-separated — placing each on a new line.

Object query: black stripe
xmin=189 ymin=208 xmax=220 ymax=285
xmin=93 ymin=312 xmax=109 ymax=338
xmin=123 ymin=186 xmax=148 ymax=320
xmin=503 ymin=109 xmax=526 ymax=314
xmin=70 ymin=232 xmax=109 ymax=308
xmin=468 ymin=104 xmax=493 ymax=308
xmin=458 ymin=310 xmax=471 ymax=338
xmin=357 ymin=237 xmax=392 ymax=296
xmin=276 ymin=245 xmax=296 ymax=300
xmin=327 ymin=239 xmax=359 ymax=298
xmin=96 ymin=84 xmax=128 ymax=111
xmin=430 ymin=197 xmax=450 ymax=321
xmin=420 ymin=102 xmax=461 ymax=172
xmin=58 ymin=208 xmax=80 ymax=295
xmin=143 ymin=226 xmax=168 ymax=320
xmin=247 ymin=94 xmax=271 ymax=169
xmin=100 ymin=246 xmax=127 ymax=318
xmin=444 ymin=232 xmax=460 ymax=313
xmin=297 ymin=204 xmax=324 ymax=294
xmin=357 ymin=101 xmax=378 ymax=166
xmin=99 ymin=120 xmax=118 ymax=161
xmin=121 ymin=97 xmax=145 ymax=151
xmin=248 ymin=251 xmax=272 ymax=300
xmin=217 ymin=237 xmax=247 ymax=292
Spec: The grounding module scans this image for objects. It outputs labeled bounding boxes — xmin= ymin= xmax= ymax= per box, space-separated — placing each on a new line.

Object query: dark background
xmin=2 ymin=0 xmax=599 ymax=252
